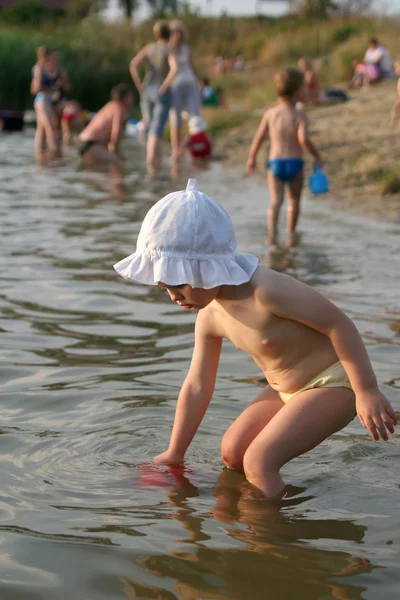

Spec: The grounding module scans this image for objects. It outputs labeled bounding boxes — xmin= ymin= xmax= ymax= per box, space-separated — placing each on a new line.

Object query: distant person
xmin=298 ymin=57 xmax=349 ymax=105
xmin=213 ymin=56 xmax=225 ymax=76
xmin=389 ymin=60 xmax=400 ymax=126
xmin=234 ymin=55 xmax=246 ymax=72
xmin=199 ymin=77 xmax=219 ymax=107
xmin=61 ymin=100 xmax=86 ymax=145
xmin=168 ymin=20 xmax=201 ymax=162
xmin=78 ymin=84 xmax=133 ymax=167
xmin=224 ymin=57 xmax=233 ymax=73
xmin=246 ymin=68 xmax=323 ymax=247
xmin=183 ymin=115 xmax=212 ymax=161
xmin=129 ymin=20 xmax=174 ymax=175
xmin=351 ymin=38 xmax=393 ymax=88
xmin=364 ymin=38 xmax=393 ymax=78
xmin=31 ymin=46 xmax=70 ymax=158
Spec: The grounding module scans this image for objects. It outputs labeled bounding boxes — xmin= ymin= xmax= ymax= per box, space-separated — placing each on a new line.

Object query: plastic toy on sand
xmin=309 ymin=165 xmax=329 ymax=194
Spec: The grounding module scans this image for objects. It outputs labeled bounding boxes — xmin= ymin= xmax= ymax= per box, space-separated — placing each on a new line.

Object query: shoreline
xmin=213 ymin=79 xmax=400 ymax=223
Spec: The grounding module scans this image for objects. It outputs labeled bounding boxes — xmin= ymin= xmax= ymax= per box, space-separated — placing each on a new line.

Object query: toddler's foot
xmin=265 ymin=235 xmax=279 ymax=248
xmin=285 ymin=231 xmax=300 ymax=248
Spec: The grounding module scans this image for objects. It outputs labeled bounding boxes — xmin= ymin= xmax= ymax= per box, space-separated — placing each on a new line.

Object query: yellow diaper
xmin=278 ymin=361 xmax=352 ymax=403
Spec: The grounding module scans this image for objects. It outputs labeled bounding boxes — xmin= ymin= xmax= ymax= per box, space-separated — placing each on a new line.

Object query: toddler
xmin=114 ymin=179 xmax=396 ymax=499
xmin=246 ymin=67 xmax=322 ymax=247
xmin=184 ymin=116 xmax=213 ymax=161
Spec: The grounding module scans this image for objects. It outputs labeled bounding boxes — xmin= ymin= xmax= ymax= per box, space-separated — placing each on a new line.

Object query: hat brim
xmin=113 ymin=251 xmax=259 ymax=290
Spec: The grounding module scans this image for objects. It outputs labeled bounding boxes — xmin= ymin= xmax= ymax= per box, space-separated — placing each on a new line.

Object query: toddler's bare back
xmin=266 ymin=103 xmax=304 ymax=160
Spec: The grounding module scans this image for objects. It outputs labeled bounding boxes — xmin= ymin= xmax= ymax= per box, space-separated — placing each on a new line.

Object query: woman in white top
xmin=364 ymin=38 xmax=393 ymax=78
xmin=162 ymin=20 xmax=201 ymax=160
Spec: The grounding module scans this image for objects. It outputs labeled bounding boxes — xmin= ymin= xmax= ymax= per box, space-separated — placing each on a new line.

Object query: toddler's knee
xmin=243 ymin=447 xmax=278 ymax=485
xmin=221 ymin=434 xmax=244 ymax=471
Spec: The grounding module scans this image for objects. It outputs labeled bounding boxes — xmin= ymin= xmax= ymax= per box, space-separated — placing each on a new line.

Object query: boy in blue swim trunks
xmin=246 ymin=67 xmax=322 ymax=246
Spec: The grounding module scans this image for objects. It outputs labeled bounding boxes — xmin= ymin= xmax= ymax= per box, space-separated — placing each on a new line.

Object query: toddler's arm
xmin=260 ymin=270 xmax=397 ymax=441
xmin=155 ymin=312 xmax=222 ymax=465
xmin=297 ymin=114 xmax=322 ymax=166
xmin=246 ymin=111 xmax=269 ymax=174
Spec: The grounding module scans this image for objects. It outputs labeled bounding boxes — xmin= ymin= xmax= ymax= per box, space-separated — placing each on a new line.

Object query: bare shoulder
xmin=252 ymin=266 xmax=296 ymax=305
xmin=195 ymin=303 xmax=222 ymax=339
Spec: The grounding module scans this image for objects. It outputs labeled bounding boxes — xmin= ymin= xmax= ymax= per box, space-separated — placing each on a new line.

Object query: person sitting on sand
xmin=298 ymin=57 xmax=349 ymax=105
xmin=298 ymin=57 xmax=321 ymax=104
xmin=182 ymin=115 xmax=212 ymax=161
xmin=246 ymin=67 xmax=322 ymax=247
xmin=78 ymin=84 xmax=133 ymax=167
xmin=199 ymin=77 xmax=220 ymax=107
xmin=113 ymin=178 xmax=397 ymax=499
xmin=351 ymin=38 xmax=393 ymax=88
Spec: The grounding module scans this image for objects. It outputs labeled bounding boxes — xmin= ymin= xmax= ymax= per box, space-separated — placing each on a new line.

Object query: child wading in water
xmin=246 ymin=67 xmax=322 ymax=247
xmin=114 ymin=179 xmax=396 ymax=499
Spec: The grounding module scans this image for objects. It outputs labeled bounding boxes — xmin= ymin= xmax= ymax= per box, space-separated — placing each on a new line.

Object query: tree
xmin=290 ymin=0 xmax=339 ymax=19
xmin=146 ymin=0 xmax=179 ymax=18
xmin=117 ymin=0 xmax=141 ymax=19
xmin=337 ymin=0 xmax=372 ymax=14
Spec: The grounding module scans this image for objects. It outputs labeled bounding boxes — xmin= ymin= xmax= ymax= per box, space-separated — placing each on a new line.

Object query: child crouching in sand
xmin=246 ymin=67 xmax=322 ymax=247
xmin=114 ymin=179 xmax=396 ymax=499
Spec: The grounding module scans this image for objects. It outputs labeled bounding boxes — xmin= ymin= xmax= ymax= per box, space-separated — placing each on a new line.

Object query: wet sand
xmin=215 ymin=79 xmax=400 ymax=223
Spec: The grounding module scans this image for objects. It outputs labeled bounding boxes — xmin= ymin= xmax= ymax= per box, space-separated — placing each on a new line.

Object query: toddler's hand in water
xmin=154 ymin=449 xmax=184 ymax=465
xmin=356 ymin=388 xmax=397 ymax=441
xmin=246 ymin=157 xmax=256 ymax=175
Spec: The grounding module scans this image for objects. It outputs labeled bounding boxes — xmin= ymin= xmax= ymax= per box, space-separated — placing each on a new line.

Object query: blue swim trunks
xmin=267 ymin=158 xmax=304 ymax=182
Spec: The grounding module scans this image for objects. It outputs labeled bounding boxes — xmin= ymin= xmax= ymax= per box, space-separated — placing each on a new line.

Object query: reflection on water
xmin=0 ymin=131 xmax=399 ymax=599
xmin=132 ymin=468 xmax=372 ymax=600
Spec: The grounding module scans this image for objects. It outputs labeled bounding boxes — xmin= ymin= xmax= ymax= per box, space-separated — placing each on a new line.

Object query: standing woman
xmin=167 ymin=20 xmax=201 ymax=161
xmin=130 ymin=21 xmax=175 ymax=175
xmin=31 ymin=47 xmax=70 ymax=158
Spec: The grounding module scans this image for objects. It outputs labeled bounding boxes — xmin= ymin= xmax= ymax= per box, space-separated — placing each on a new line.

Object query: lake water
xmin=0 ymin=130 xmax=399 ymax=600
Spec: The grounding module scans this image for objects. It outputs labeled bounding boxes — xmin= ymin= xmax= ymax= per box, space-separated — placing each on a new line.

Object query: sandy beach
xmin=215 ymin=78 xmax=400 ymax=223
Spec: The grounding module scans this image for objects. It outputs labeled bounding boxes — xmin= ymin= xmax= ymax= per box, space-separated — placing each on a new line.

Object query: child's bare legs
xmin=222 ymin=385 xmax=355 ymax=499
xmin=170 ymin=122 xmax=183 ymax=161
xmin=34 ymin=99 xmax=57 ymax=156
xmin=267 ymin=170 xmax=285 ymax=246
xmin=34 ymin=122 xmax=46 ymax=159
xmin=146 ymin=133 xmax=161 ymax=176
xmin=286 ymin=170 xmax=303 ymax=246
xmin=221 ymin=386 xmax=284 ymax=471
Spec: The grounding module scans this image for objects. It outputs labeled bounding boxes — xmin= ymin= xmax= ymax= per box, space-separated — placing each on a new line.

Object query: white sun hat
xmin=188 ymin=115 xmax=208 ymax=135
xmin=113 ymin=179 xmax=259 ymax=289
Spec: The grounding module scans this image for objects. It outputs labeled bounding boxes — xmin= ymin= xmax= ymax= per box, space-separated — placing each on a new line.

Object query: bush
xmin=0 ymin=0 xmax=55 ymax=26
